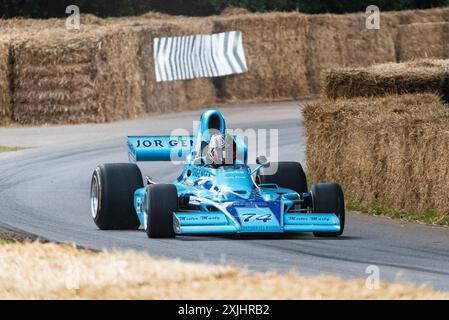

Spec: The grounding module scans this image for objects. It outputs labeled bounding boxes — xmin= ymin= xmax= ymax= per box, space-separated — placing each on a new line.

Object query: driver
xmin=207 ymin=133 xmax=237 ymax=166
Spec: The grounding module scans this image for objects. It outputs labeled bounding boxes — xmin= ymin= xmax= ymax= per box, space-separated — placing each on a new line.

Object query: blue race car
xmin=90 ymin=109 xmax=345 ymax=238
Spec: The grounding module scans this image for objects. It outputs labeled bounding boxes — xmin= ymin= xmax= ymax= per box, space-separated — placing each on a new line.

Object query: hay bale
xmin=80 ymin=14 xmax=104 ymax=25
xmin=388 ymin=7 xmax=449 ymax=25
xmin=0 ymin=15 xmax=104 ymax=32
xmin=324 ymin=59 xmax=449 ymax=101
xmin=0 ymin=40 xmax=11 ymax=124
xmin=10 ymin=26 xmax=144 ymax=124
xmin=398 ymin=22 xmax=449 ymax=61
xmin=130 ymin=18 xmax=216 ymax=114
xmin=212 ymin=12 xmax=310 ymax=102
xmin=220 ymin=7 xmax=251 ymax=16
xmin=305 ymin=13 xmax=397 ymax=95
xmin=304 ymin=93 xmax=449 ymax=216
xmin=92 ymin=27 xmax=144 ymax=122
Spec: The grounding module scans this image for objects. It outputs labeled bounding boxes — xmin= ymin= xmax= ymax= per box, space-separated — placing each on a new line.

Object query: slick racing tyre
xmin=91 ymin=163 xmax=143 ymax=230
xmin=311 ymin=183 xmax=345 ymax=237
xmin=258 ymin=161 xmax=308 ymax=195
xmin=144 ymin=184 xmax=178 ymax=238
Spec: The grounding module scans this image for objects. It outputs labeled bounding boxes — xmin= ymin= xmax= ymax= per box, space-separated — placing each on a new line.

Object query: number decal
xmin=242 ymin=213 xmax=272 ymax=223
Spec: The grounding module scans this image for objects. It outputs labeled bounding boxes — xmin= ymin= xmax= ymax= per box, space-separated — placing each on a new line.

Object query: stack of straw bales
xmin=1 ymin=7 xmax=449 ymax=125
xmin=324 ymin=59 xmax=449 ymax=102
xmin=210 ymin=8 xmax=449 ymax=100
xmin=212 ymin=12 xmax=310 ymax=102
xmin=304 ymin=93 xmax=449 ymax=217
xmin=304 ymin=13 xmax=398 ymax=94
xmin=388 ymin=7 xmax=449 ymax=61
xmin=0 ymin=15 xmax=217 ymax=124
xmin=9 ymin=26 xmax=144 ymax=124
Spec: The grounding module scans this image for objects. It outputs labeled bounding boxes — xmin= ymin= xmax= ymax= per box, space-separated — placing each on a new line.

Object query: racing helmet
xmin=208 ymin=133 xmax=237 ymax=165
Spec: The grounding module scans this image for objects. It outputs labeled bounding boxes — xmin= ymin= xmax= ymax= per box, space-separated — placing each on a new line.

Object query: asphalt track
xmin=1 ymin=101 xmax=449 ymax=290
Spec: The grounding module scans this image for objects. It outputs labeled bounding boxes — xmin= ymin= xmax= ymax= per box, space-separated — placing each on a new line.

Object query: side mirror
xmin=256 ymin=156 xmax=270 ymax=167
xmin=146 ymin=176 xmax=157 ymax=185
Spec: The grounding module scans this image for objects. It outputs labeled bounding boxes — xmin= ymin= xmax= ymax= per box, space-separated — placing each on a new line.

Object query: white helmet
xmin=208 ymin=134 xmax=236 ymax=165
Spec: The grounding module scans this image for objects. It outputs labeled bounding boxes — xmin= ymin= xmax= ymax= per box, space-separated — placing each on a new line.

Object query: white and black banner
xmin=154 ymin=31 xmax=248 ymax=82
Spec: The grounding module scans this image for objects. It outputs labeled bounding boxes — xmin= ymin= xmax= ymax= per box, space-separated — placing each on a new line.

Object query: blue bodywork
xmin=127 ymin=109 xmax=341 ymax=235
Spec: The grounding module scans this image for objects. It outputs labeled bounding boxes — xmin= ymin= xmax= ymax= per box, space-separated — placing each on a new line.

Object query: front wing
xmin=173 ymin=197 xmax=340 ymax=235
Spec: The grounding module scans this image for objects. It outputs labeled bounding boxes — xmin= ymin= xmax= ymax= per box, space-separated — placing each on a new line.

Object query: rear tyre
xmin=258 ymin=161 xmax=308 ymax=195
xmin=91 ymin=163 xmax=143 ymax=230
xmin=144 ymin=184 xmax=177 ymax=238
xmin=311 ymin=183 xmax=345 ymax=237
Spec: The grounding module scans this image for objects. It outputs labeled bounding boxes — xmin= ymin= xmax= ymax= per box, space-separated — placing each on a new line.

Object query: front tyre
xmin=91 ymin=163 xmax=142 ymax=230
xmin=311 ymin=183 xmax=345 ymax=237
xmin=144 ymin=184 xmax=178 ymax=238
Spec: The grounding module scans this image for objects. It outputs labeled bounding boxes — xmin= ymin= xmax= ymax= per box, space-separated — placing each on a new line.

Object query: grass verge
xmin=0 ymin=241 xmax=447 ymax=299
xmin=0 ymin=146 xmax=22 ymax=153
xmin=306 ymin=172 xmax=449 ymax=226
xmin=0 ymin=229 xmax=36 ymax=244
xmin=0 ymin=231 xmax=13 ymax=244
xmin=346 ymin=198 xmax=449 ymax=226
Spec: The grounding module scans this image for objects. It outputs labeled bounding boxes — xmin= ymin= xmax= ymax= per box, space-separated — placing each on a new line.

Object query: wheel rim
xmin=144 ymin=210 xmax=148 ymax=231
xmin=91 ymin=175 xmax=99 ymax=219
xmin=143 ymin=191 xmax=148 ymax=231
xmin=310 ymin=189 xmax=315 ymax=213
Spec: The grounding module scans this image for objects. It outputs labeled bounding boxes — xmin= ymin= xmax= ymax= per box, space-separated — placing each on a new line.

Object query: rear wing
xmin=128 ymin=136 xmax=247 ymax=163
xmin=128 ymin=136 xmax=194 ymax=162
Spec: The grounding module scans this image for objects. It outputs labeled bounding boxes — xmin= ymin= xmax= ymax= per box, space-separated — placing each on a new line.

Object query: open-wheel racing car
xmin=90 ymin=109 xmax=345 ymax=238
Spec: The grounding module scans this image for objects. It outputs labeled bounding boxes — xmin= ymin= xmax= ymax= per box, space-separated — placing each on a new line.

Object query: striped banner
xmin=154 ymin=31 xmax=248 ymax=82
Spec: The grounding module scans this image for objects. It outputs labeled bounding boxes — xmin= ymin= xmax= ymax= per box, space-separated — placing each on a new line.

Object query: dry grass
xmin=0 ymin=241 xmax=447 ymax=300
xmin=304 ymin=93 xmax=449 ymax=220
xmin=324 ymin=59 xmax=449 ymax=101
